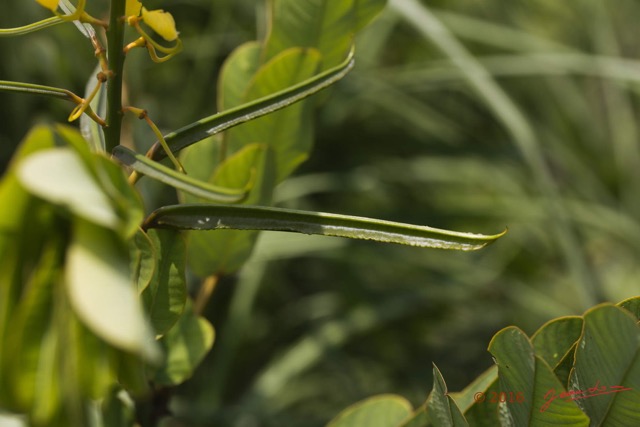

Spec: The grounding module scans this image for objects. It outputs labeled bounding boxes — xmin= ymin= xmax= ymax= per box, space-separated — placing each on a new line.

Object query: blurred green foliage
xmin=3 ymin=0 xmax=640 ymax=426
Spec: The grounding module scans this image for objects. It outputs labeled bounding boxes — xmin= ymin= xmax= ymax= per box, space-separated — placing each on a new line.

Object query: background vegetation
xmin=2 ymin=0 xmax=640 ymax=425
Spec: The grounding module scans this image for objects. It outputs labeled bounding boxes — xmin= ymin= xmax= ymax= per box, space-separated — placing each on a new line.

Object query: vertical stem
xmin=104 ymin=0 xmax=127 ymax=152
xmin=194 ymin=275 xmax=219 ymax=315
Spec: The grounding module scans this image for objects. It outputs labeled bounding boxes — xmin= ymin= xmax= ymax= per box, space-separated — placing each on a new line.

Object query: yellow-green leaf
xmin=66 ymin=220 xmax=161 ymax=363
xmin=327 ymin=394 xmax=413 ymax=427
xmin=154 ymin=302 xmax=214 ymax=386
xmin=17 ymin=148 xmax=119 ymax=229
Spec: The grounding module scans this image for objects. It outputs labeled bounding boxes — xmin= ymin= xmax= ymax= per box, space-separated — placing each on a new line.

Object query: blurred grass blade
xmin=112 ymin=146 xmax=250 ymax=203
xmin=0 ymin=80 xmax=75 ymax=102
xmin=143 ymin=203 xmax=506 ymax=250
xmin=433 ymin=9 xmax=571 ymax=53
xmin=390 ymin=0 xmax=598 ymax=308
xmin=148 ymin=47 xmax=355 ymax=161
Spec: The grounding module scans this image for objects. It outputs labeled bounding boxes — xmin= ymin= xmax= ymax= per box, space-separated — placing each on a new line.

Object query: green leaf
xmin=177 ymin=136 xmax=222 ymax=188
xmin=225 ymin=47 xmax=322 ymax=182
xmin=264 ymin=0 xmax=386 ymax=69
xmin=0 ymin=126 xmax=56 ymax=348
xmin=113 ymin=352 xmax=150 ymax=397
xmin=425 ymin=364 xmax=468 ymax=427
xmin=2 ymin=235 xmax=125 ymax=425
xmin=450 ymin=365 xmax=498 ymax=412
xmin=397 ymin=408 xmax=428 ymax=427
xmin=16 ymin=126 xmax=144 ymax=239
xmin=100 ymin=388 xmax=136 ymax=427
xmin=129 ymin=228 xmax=156 ymax=294
xmin=617 ymin=296 xmax=640 ymax=320
xmin=168 ymin=0 xmax=384 ymax=281
xmin=0 ymin=126 xmax=148 ymax=423
xmin=210 ymin=144 xmax=274 ymax=204
xmin=0 ymin=413 xmax=28 ymax=427
xmin=65 ymin=220 xmax=160 ymax=363
xmin=461 ymin=378 xmax=500 ymax=427
xmin=0 ymin=126 xmax=63 ymax=414
xmin=143 ymin=229 xmax=187 ymax=336
xmin=112 ymin=145 xmax=250 ymax=203
xmin=2 ymin=238 xmax=61 ymax=415
xmin=568 ymin=304 xmax=640 ymax=426
xmin=17 ymin=147 xmax=120 ymax=229
xmin=353 ymin=0 xmax=389 ymax=31
xmin=148 ymin=47 xmax=355 ymax=161
xmin=531 ymin=316 xmax=583 ymax=370
xmin=55 ymin=125 xmax=144 ymax=239
xmin=66 ymin=313 xmax=121 ymax=402
xmin=182 ymin=144 xmax=276 ymax=275
xmin=153 ymin=302 xmax=215 ymax=386
xmin=29 ymin=328 xmax=62 ymax=424
xmin=144 ymin=203 xmax=506 ymax=251
xmin=327 ymin=394 xmax=413 ymax=427
xmin=488 ymin=327 xmax=589 ymax=426
xmin=218 ymin=41 xmax=262 ymax=110
xmin=551 ymin=343 xmax=577 ymax=389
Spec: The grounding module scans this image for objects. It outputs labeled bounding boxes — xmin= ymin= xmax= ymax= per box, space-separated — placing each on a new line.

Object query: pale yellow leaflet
xmin=36 ymin=0 xmax=58 ymax=12
xmin=126 ymin=0 xmax=143 ymax=17
xmin=141 ymin=7 xmax=179 ymax=42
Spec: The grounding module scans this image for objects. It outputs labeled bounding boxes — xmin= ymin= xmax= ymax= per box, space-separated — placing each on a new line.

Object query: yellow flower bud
xmin=141 ymin=7 xmax=179 ymax=42
xmin=125 ymin=0 xmax=143 ymax=17
xmin=36 ymin=0 xmax=58 ymax=12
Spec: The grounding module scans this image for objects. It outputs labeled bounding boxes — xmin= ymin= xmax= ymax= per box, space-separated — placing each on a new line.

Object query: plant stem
xmin=194 ymin=275 xmax=219 ymax=315
xmin=104 ymin=0 xmax=127 ymax=153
